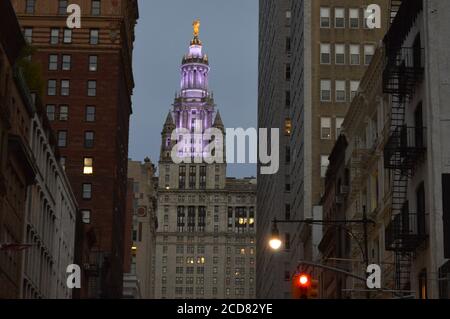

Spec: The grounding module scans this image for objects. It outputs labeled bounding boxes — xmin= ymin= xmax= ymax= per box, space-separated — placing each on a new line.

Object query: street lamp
xmin=268 ymin=221 xmax=282 ymax=250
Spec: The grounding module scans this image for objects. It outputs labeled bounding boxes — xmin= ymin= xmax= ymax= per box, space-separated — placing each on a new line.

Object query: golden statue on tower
xmin=193 ymin=19 xmax=200 ymax=37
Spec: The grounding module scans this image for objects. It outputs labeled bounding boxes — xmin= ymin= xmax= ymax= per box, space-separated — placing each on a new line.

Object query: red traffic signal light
xmin=298 ymin=274 xmax=310 ymax=287
xmin=292 ymin=273 xmax=319 ymax=299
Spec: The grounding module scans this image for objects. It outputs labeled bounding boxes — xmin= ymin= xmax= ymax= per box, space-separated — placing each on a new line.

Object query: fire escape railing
xmin=382 ymin=1 xmax=425 ymax=295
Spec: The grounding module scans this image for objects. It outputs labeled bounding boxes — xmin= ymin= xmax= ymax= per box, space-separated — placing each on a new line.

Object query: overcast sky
xmin=129 ymin=0 xmax=258 ymax=177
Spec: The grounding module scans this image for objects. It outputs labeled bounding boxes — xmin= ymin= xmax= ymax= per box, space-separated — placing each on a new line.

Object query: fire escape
xmin=382 ymin=0 xmax=426 ymax=297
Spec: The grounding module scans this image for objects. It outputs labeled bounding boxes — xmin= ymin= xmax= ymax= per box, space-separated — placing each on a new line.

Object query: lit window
xmin=89 ymin=55 xmax=98 ymax=71
xmin=63 ymin=29 xmax=72 ymax=43
xmin=320 ymin=80 xmax=331 ymax=102
xmin=335 ymin=44 xmax=345 ymax=64
xmin=335 ymin=80 xmax=346 ymax=102
xmin=83 ymin=157 xmax=94 ymax=175
xmin=60 ymin=80 xmax=70 ymax=96
xmin=321 ymin=117 xmax=331 ymax=139
xmin=46 ymin=105 xmax=55 ymax=121
xmin=335 ymin=8 xmax=345 ymax=28
xmin=320 ymin=7 xmax=330 ymax=28
xmin=286 ymin=10 xmax=291 ymax=19
xmin=321 ymin=155 xmax=330 ymax=178
xmin=49 ymin=54 xmax=58 ymax=70
xmin=350 ymin=44 xmax=360 ymax=65
xmin=81 ymin=210 xmax=91 ymax=224
xmin=90 ymin=29 xmax=99 ymax=45
xmin=50 ymin=28 xmax=59 ymax=44
xmin=47 ymin=80 xmax=57 ymax=96
xmin=320 ymin=43 xmax=330 ymax=64
xmin=364 ymin=44 xmax=375 ymax=65
xmin=350 ymin=81 xmax=360 ymax=100
xmin=59 ymin=105 xmax=69 ymax=121
xmin=336 ymin=118 xmax=344 ymax=137
xmin=82 ymin=183 xmax=92 ymax=199
xmin=88 ymin=80 xmax=97 ymax=96
xmin=91 ymin=0 xmax=101 ymax=16
xmin=62 ymin=55 xmax=71 ymax=70
xmin=284 ymin=119 xmax=292 ymax=136
xmin=349 ymin=8 xmax=359 ymax=28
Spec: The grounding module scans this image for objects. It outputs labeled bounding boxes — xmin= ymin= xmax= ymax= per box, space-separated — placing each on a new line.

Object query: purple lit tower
xmin=160 ymin=19 xmax=224 ymax=162
xmin=155 ymin=21 xmax=256 ymax=300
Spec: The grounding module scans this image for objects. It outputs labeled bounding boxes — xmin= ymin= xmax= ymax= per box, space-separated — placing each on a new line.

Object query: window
xmin=416 ymin=182 xmax=426 ymax=236
xmin=24 ymin=28 xmax=33 ymax=44
xmin=47 ymin=80 xmax=57 ymax=96
xmin=62 ymin=55 xmax=71 ymax=70
xmin=89 ymin=55 xmax=98 ymax=71
xmin=350 ymin=81 xmax=360 ymax=100
xmin=81 ymin=210 xmax=91 ymax=224
xmin=88 ymin=80 xmax=97 ymax=96
xmin=49 ymin=55 xmax=58 ymax=70
xmin=177 ymin=207 xmax=185 ymax=232
xmin=336 ymin=118 xmax=344 ymax=137
xmin=57 ymin=131 xmax=67 ymax=147
xmin=199 ymin=166 xmax=206 ymax=189
xmin=286 ymin=37 xmax=291 ymax=53
xmin=284 ymin=119 xmax=292 ymax=136
xmin=58 ymin=0 xmax=68 ymax=15
xmin=320 ymin=7 xmax=330 ymax=28
xmin=90 ymin=29 xmax=99 ymax=45
xmin=321 ymin=155 xmax=330 ymax=178
xmin=320 ymin=43 xmax=330 ymax=64
xmin=335 ymin=8 xmax=345 ymax=28
xmin=50 ymin=29 xmax=59 ymax=44
xmin=83 ymin=158 xmax=94 ymax=175
xmin=285 ymin=63 xmax=291 ymax=81
xmin=91 ymin=0 xmax=101 ymax=15
xmin=320 ymin=80 xmax=331 ymax=102
xmin=82 ymin=183 xmax=92 ymax=199
xmin=285 ymin=204 xmax=291 ymax=220
xmin=46 ymin=105 xmax=55 ymax=121
xmin=86 ymin=106 xmax=96 ymax=122
xmin=349 ymin=8 xmax=359 ymax=28
xmin=285 ymin=145 xmax=290 ymax=163
xmin=26 ymin=0 xmax=36 ymax=14
xmin=335 ymin=44 xmax=345 ymax=64
xmin=59 ymin=105 xmax=69 ymax=121
xmin=286 ymin=10 xmax=291 ymax=19
xmin=285 ymin=90 xmax=291 ymax=107
xmin=321 ymin=117 xmax=331 ymax=139
xmin=189 ymin=166 xmax=196 ymax=189
xmin=350 ymin=44 xmax=360 ymax=65
xmin=179 ymin=166 xmax=186 ymax=189
xmin=61 ymin=80 xmax=70 ymax=96
xmin=335 ymin=80 xmax=346 ymax=102
xmin=364 ymin=45 xmax=375 ymax=65
xmin=84 ymin=131 xmax=95 ymax=148
xmin=63 ymin=29 xmax=72 ymax=43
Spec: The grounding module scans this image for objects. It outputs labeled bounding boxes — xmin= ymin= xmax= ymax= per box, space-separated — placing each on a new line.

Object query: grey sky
xmin=129 ymin=0 xmax=258 ymax=177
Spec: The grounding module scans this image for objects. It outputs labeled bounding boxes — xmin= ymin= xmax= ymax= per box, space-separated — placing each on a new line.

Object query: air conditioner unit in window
xmin=336 ymin=195 xmax=344 ymax=204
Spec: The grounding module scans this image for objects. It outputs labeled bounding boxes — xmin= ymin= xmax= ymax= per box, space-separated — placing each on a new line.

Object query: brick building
xmin=11 ymin=0 xmax=139 ymax=298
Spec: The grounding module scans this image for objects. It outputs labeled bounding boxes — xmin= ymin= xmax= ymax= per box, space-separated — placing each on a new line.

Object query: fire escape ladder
xmin=394 ymin=251 xmax=414 ymax=296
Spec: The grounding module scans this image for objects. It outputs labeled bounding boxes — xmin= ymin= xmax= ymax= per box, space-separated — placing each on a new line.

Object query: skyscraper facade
xmin=257 ymin=0 xmax=389 ymax=298
xmin=257 ymin=0 xmax=293 ymax=299
xmin=154 ymin=23 xmax=257 ymax=299
xmin=12 ymin=0 xmax=139 ymax=298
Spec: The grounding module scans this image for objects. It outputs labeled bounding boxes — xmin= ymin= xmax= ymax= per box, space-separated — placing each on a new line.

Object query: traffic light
xmin=292 ymin=273 xmax=310 ymax=299
xmin=291 ymin=273 xmax=320 ymax=299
